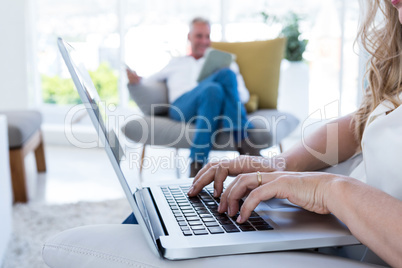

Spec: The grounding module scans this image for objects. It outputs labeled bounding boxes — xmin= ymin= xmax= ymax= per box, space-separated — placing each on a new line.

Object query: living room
xmin=2 ymin=0 xmax=393 ymax=267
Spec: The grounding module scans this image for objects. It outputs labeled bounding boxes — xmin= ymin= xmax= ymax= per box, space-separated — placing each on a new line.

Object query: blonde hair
xmin=354 ymin=0 xmax=402 ymax=141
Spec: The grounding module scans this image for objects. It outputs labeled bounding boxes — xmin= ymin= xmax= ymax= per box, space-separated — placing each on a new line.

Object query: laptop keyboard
xmin=161 ymin=185 xmax=273 ymax=236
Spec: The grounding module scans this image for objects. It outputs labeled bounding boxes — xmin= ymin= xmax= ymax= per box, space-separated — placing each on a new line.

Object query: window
xmin=37 ymin=0 xmax=119 ymax=106
xmin=35 ymin=0 xmax=361 ymax=120
xmin=124 ymin=0 xmax=220 ymax=77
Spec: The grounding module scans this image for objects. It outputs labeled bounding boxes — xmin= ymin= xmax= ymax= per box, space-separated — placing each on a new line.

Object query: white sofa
xmin=0 ymin=115 xmax=13 ymax=265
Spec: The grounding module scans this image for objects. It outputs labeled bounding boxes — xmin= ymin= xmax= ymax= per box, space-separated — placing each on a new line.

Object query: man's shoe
xmin=190 ymin=161 xmax=203 ymax=177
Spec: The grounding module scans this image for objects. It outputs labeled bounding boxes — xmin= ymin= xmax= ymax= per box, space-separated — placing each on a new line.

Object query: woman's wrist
xmin=324 ymin=177 xmax=351 ymax=218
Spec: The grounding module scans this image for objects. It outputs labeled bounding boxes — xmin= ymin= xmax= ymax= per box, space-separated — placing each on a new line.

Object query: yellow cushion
xmin=212 ymin=38 xmax=286 ymax=109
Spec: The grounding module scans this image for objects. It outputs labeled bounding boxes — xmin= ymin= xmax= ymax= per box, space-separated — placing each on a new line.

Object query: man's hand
xmin=126 ymin=68 xmax=141 ymax=85
xmin=187 ymin=155 xmax=284 ymax=198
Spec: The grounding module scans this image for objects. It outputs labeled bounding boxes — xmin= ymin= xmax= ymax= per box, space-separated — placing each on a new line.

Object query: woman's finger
xmin=237 ymin=182 xmax=280 ymax=223
xmin=218 ymin=174 xmax=242 ymax=214
xmin=221 ymin=172 xmax=288 ymax=215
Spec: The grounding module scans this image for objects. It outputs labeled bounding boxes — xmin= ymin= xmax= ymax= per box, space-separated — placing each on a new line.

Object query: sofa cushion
xmin=212 ymin=38 xmax=286 ymax=109
xmin=122 ymin=110 xmax=299 ymax=151
xmin=0 ymin=110 xmax=43 ymax=149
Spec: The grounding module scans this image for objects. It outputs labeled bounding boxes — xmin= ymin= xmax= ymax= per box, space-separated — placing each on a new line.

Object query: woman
xmin=189 ymin=0 xmax=402 ymax=266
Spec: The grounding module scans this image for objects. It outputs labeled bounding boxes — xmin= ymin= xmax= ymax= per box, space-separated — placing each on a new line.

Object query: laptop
xmin=57 ymin=37 xmax=360 ymax=260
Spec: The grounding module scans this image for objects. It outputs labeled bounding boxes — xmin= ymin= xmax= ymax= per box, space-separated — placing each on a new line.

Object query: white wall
xmin=0 ymin=0 xmax=37 ymax=110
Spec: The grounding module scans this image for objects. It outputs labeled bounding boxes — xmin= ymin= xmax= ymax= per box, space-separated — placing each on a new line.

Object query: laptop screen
xmin=57 ymin=38 xmax=155 ymax=239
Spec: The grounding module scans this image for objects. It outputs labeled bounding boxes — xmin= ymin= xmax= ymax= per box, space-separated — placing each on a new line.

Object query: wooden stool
xmin=1 ymin=110 xmax=47 ymax=203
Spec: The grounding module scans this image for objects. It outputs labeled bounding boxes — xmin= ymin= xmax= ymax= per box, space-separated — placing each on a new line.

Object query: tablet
xmin=197 ymin=48 xmax=235 ymax=82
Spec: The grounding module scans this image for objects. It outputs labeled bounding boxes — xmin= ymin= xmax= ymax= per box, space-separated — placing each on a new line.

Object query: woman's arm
xmin=221 ymin=172 xmax=402 ymax=267
xmin=189 ymin=114 xmax=360 ymax=197
xmin=281 ymin=113 xmax=360 ymax=172
xmin=328 ymin=178 xmax=402 ymax=267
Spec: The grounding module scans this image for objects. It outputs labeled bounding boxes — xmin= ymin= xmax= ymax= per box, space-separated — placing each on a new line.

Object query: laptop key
xmin=191 ymin=225 xmax=206 ymax=230
xmin=202 ymin=218 xmax=217 ymax=222
xmin=183 ymin=213 xmax=197 ymax=217
xmin=254 ymin=224 xmax=274 ymax=231
xmin=239 ymin=225 xmax=256 ymax=232
xmin=205 ymin=221 xmax=220 ymax=227
xmin=193 ymin=229 xmax=209 ymax=235
xmin=236 ymin=221 xmax=252 ymax=227
xmin=188 ymin=220 xmax=203 ymax=226
xmin=195 ymin=210 xmax=209 ymax=216
xmin=222 ymin=224 xmax=240 ymax=233
xmin=208 ymin=226 xmax=224 ymax=234
xmin=194 ymin=207 xmax=208 ymax=212
xmin=178 ymin=221 xmax=188 ymax=226
xmin=186 ymin=216 xmax=200 ymax=221
xmin=249 ymin=219 xmax=266 ymax=225
xmin=218 ymin=219 xmax=232 ymax=225
xmin=183 ymin=230 xmax=193 ymax=236
xmin=199 ymin=214 xmax=213 ymax=218
xmin=181 ymin=226 xmax=190 ymax=231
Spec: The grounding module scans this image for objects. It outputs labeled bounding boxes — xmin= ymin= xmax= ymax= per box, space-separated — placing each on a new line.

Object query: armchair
xmin=0 ymin=110 xmax=46 ymax=202
xmin=122 ymin=38 xmax=299 ymax=175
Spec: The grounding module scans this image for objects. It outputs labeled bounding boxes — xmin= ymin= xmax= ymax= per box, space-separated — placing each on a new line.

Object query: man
xmin=126 ymin=17 xmax=258 ymax=177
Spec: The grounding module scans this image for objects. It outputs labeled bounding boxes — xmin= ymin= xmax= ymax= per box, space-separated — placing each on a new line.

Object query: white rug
xmin=3 ymin=199 xmax=131 ymax=268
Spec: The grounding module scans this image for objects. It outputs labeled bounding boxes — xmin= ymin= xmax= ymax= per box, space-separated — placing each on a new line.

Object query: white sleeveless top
xmin=350 ymin=96 xmax=402 ymax=200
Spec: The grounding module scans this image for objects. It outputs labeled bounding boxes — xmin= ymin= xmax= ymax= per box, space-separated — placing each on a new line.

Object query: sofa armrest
xmin=42 ymin=225 xmax=376 ymax=268
xmin=127 ymin=81 xmax=169 ymax=116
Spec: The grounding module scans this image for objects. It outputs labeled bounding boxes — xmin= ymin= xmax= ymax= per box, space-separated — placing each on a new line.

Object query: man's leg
xmin=169 ymin=82 xmax=225 ymax=173
xmin=206 ymin=68 xmax=258 ymax=155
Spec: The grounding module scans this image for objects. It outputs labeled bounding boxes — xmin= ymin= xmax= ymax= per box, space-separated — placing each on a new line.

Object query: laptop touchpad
xmin=264 ymin=198 xmax=299 ymax=209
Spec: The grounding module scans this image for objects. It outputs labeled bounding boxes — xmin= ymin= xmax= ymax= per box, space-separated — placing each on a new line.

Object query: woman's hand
xmin=218 ymin=171 xmax=346 ymax=223
xmin=188 ymin=155 xmax=286 ymax=198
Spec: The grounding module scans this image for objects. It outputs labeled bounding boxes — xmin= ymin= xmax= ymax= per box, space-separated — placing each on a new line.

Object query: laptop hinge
xmin=142 ymin=188 xmax=168 ymax=239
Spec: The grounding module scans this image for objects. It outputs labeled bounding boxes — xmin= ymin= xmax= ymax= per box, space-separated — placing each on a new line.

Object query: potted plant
xmin=280 ymin=12 xmax=308 ymax=62
xmin=261 ymin=11 xmax=308 ymax=61
xmin=261 ymin=11 xmax=310 ymax=121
